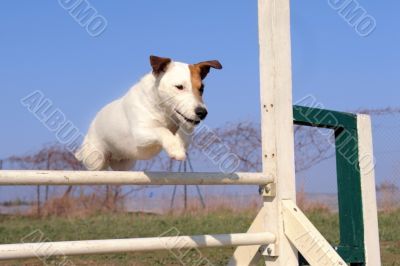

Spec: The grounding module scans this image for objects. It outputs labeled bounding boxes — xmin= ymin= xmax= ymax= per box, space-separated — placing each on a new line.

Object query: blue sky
xmin=1 ymin=1 xmax=399 ymax=158
xmin=0 ymin=0 xmax=399 ymax=184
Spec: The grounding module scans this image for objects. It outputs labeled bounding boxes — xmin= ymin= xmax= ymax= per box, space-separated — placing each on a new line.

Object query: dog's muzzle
xmin=175 ymin=110 xmax=201 ymax=125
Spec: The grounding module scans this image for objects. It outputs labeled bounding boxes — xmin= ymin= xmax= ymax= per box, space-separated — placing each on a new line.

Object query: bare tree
xmin=195 ymin=121 xmax=334 ymax=173
xmin=3 ymin=119 xmax=341 ymax=215
xmin=7 ymin=144 xmax=83 ymax=216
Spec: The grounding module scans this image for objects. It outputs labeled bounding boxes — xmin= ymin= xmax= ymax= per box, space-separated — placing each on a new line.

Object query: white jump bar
xmin=0 ymin=232 xmax=275 ymax=260
xmin=0 ymin=170 xmax=272 ymax=185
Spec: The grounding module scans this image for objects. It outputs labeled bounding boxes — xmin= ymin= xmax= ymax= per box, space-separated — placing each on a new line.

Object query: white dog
xmin=75 ymin=55 xmax=222 ymax=171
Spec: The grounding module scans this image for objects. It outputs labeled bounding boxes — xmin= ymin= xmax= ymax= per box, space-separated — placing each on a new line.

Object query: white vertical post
xmin=229 ymin=0 xmax=297 ymax=264
xmin=259 ymin=0 xmax=297 ymax=264
xmin=357 ymin=114 xmax=382 ymax=266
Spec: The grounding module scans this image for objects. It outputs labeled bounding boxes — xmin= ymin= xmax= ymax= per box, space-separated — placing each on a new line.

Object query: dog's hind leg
xmin=109 ymin=159 xmax=136 ymax=171
xmin=79 ymin=150 xmax=109 ymax=171
xmin=75 ymin=139 xmax=109 ymax=171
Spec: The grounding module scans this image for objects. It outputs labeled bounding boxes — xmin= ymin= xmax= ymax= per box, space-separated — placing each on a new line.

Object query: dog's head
xmin=150 ymin=55 xmax=222 ymax=128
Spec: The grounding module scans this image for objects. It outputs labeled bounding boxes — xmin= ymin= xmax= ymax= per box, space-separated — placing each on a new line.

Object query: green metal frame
xmin=293 ymin=105 xmax=365 ymax=265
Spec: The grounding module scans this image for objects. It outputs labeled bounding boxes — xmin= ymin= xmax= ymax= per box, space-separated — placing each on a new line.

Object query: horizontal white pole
xmin=0 ymin=232 xmax=275 ymax=260
xmin=0 ymin=170 xmax=271 ymax=186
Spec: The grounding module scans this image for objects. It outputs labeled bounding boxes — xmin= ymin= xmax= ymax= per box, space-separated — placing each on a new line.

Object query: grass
xmin=0 ymin=209 xmax=398 ymax=265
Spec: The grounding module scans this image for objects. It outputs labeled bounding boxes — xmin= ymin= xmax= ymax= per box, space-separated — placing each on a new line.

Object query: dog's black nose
xmin=195 ymin=107 xmax=208 ymax=120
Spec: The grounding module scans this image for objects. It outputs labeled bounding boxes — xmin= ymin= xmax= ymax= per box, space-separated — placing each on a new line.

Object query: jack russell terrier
xmin=75 ymin=56 xmax=222 ymax=171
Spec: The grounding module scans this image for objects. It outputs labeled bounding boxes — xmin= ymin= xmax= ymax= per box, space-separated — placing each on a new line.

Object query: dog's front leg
xmin=155 ymin=128 xmax=187 ymax=161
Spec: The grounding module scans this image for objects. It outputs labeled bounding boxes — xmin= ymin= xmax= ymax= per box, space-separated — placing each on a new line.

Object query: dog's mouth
xmin=175 ymin=110 xmax=200 ymax=126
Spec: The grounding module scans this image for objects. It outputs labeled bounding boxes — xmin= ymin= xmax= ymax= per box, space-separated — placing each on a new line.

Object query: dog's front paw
xmin=164 ymin=140 xmax=186 ymax=161
xmin=170 ymin=150 xmax=186 ymax=161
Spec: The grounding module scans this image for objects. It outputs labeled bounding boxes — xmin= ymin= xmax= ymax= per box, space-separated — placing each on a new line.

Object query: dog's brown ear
xmin=150 ymin=55 xmax=172 ymax=75
xmin=194 ymin=60 xmax=223 ymax=80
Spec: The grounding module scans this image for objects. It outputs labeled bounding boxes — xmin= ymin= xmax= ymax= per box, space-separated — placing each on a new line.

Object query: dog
xmin=75 ymin=55 xmax=222 ymax=171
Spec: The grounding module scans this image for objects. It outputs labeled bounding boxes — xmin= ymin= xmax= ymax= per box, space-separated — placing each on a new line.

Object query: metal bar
xmin=186 ymin=154 xmax=206 ymax=208
xmin=195 ymin=185 xmax=206 ymax=209
xmin=184 ymin=185 xmax=187 ymax=210
xmin=0 ymin=232 xmax=276 ymax=260
xmin=0 ymin=171 xmax=272 ymax=186
xmin=170 ymin=185 xmax=177 ymax=209
xmin=170 ymin=160 xmax=183 ymax=209
xmin=183 ymin=160 xmax=187 ymax=210
xmin=36 ymin=185 xmax=40 ymax=217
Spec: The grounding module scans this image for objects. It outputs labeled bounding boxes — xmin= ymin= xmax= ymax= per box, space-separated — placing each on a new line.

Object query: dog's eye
xmin=175 ymin=85 xmax=184 ymax=90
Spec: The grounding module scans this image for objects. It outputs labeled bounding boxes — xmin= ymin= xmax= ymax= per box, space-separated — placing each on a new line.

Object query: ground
xmin=0 ymin=209 xmax=398 ymax=265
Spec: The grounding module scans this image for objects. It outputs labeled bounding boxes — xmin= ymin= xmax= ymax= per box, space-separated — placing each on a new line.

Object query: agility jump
xmin=0 ymin=0 xmax=380 ymax=265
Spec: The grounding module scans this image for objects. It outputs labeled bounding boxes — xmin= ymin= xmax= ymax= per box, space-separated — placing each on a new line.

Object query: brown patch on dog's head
xmin=150 ymin=55 xmax=171 ymax=76
xmin=189 ymin=60 xmax=222 ymax=101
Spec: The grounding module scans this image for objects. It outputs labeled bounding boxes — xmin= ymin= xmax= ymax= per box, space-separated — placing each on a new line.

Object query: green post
xmin=293 ymin=105 xmax=366 ymax=265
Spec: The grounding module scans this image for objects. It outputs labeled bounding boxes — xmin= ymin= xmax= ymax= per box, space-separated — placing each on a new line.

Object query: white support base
xmin=282 ymin=200 xmax=346 ymax=266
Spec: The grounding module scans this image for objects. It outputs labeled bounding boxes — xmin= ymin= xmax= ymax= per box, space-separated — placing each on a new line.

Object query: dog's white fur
xmin=75 ymin=56 xmax=221 ymax=171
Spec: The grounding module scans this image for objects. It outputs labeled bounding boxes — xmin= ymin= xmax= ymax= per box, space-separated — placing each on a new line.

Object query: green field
xmin=0 ymin=209 xmax=398 ymax=265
